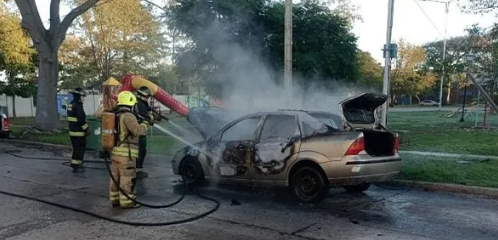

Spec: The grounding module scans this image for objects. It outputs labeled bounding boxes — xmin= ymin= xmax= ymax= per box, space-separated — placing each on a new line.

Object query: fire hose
xmin=0 ymin=134 xmax=220 ymax=226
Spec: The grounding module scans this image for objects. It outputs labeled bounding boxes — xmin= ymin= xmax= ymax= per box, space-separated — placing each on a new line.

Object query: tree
xmin=58 ymin=34 xmax=99 ymax=89
xmin=391 ymin=39 xmax=437 ymax=103
xmin=459 ymin=0 xmax=498 ymax=15
xmin=357 ymin=51 xmax=383 ymax=90
xmin=12 ymin=0 xmax=105 ymax=131
xmin=169 ymin=0 xmax=359 ymax=98
xmin=0 ymin=3 xmax=37 ymax=118
xmin=76 ymin=0 xmax=166 ymax=83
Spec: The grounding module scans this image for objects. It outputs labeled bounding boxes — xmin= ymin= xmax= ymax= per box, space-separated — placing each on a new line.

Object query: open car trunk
xmin=339 ymin=92 xmax=397 ymax=156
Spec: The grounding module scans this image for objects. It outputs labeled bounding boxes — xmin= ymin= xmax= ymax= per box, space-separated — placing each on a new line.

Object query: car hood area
xmin=338 ymin=92 xmax=388 ymax=129
xmin=186 ymin=107 xmax=239 ymax=139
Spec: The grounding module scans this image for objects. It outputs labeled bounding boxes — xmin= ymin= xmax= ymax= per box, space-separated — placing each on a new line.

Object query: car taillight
xmin=2 ymin=117 xmax=8 ymax=131
xmin=345 ymin=137 xmax=365 ymax=156
xmin=393 ymin=136 xmax=400 ymax=153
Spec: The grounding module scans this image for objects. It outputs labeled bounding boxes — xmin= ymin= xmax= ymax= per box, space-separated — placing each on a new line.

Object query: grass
xmin=389 ymin=111 xmax=498 ymax=156
xmin=7 ymin=113 xmax=195 ymax=155
xmin=398 ymin=153 xmax=498 ymax=188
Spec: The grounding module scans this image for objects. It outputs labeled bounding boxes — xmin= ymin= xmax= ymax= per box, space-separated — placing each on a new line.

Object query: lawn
xmin=8 ymin=113 xmax=197 ymax=155
xmin=398 ymin=153 xmax=498 ymax=188
xmin=389 ymin=111 xmax=498 ymax=156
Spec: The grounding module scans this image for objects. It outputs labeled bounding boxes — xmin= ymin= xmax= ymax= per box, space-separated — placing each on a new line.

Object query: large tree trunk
xmin=34 ymin=47 xmax=61 ymax=131
xmin=11 ymin=96 xmax=16 ymax=119
xmin=446 ymin=82 xmax=452 ymax=105
xmin=414 ymin=95 xmax=420 ymax=104
xmin=14 ymin=0 xmax=102 ymax=131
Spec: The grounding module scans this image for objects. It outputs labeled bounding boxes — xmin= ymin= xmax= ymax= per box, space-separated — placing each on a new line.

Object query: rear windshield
xmin=307 ymin=113 xmax=342 ymax=129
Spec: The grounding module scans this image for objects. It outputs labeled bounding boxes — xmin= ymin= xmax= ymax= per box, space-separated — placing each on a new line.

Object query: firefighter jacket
xmin=135 ymin=99 xmax=154 ymax=124
xmin=112 ymin=108 xmax=148 ymax=159
xmin=67 ymin=100 xmax=88 ymax=137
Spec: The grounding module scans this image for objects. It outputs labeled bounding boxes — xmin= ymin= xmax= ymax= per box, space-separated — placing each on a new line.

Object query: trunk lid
xmin=338 ymin=92 xmax=388 ymax=129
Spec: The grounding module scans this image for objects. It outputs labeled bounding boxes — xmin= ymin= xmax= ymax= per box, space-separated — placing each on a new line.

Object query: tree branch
xmin=14 ymin=0 xmax=47 ymax=44
xmin=53 ymin=0 xmax=107 ymax=49
xmin=49 ymin=0 xmax=61 ymax=39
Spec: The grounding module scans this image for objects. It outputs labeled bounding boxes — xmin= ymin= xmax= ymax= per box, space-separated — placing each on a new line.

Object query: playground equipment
xmin=119 ymin=74 xmax=190 ymax=117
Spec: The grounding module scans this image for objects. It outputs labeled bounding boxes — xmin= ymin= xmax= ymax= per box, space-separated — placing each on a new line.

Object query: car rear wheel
xmin=343 ymin=183 xmax=371 ymax=193
xmin=180 ymin=157 xmax=205 ymax=186
xmin=290 ymin=167 xmax=328 ymax=203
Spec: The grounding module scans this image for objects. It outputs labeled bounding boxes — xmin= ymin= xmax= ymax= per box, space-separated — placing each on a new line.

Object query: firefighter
xmin=67 ymin=87 xmax=88 ymax=173
xmin=134 ymin=86 xmax=156 ymax=175
xmin=109 ymin=91 xmax=149 ymax=209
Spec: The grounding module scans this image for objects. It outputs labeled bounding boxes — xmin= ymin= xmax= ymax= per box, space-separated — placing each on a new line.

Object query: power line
xmin=413 ymin=0 xmax=444 ymax=38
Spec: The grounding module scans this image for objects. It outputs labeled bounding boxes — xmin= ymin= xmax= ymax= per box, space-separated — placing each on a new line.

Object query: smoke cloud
xmin=181 ymin=21 xmax=374 ymax=118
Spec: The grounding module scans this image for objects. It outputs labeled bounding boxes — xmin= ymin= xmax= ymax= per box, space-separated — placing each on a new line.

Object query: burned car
xmin=172 ymin=92 xmax=401 ymax=203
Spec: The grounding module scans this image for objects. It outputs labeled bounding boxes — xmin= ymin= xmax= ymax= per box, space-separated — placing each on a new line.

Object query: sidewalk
xmin=400 ymin=150 xmax=498 ymax=160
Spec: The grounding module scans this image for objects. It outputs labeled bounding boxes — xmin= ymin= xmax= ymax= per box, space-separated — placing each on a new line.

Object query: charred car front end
xmin=172 ymin=92 xmax=401 ymax=203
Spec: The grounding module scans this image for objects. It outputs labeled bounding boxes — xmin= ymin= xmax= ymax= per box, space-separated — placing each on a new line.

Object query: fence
xmin=0 ymin=94 xmax=195 ymax=118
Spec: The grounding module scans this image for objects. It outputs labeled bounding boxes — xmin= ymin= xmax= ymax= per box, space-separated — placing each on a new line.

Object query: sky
xmin=34 ymin=0 xmax=497 ymax=64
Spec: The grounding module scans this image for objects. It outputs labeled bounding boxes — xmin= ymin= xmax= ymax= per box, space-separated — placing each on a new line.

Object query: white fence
xmin=0 ymin=94 xmax=190 ymax=118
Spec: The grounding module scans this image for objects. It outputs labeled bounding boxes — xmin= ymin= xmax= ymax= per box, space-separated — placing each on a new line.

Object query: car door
xmin=210 ymin=115 xmax=263 ymax=179
xmin=253 ymin=113 xmax=302 ymax=181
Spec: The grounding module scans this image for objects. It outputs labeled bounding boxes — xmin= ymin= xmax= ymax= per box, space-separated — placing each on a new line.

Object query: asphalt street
xmin=1 ymin=142 xmax=498 ymax=240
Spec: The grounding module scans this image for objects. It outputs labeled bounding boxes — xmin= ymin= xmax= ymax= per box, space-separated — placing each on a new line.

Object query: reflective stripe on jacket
xmin=67 ymin=100 xmax=88 ymax=136
xmin=111 ymin=109 xmax=148 ymax=158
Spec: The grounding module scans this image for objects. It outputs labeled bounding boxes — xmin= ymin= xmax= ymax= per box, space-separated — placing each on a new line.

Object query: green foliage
xmin=357 ymin=51 xmax=383 ymax=90
xmin=459 ymin=0 xmax=498 ymax=15
xmin=168 ymin=0 xmax=359 ymax=97
xmin=69 ymin=0 xmax=167 ymax=85
xmin=0 ymin=3 xmax=37 ymax=99
xmin=391 ymin=39 xmax=437 ymax=101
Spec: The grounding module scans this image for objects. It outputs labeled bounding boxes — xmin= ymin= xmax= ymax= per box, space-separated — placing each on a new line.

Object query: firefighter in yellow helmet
xmin=109 ymin=91 xmax=149 ymax=209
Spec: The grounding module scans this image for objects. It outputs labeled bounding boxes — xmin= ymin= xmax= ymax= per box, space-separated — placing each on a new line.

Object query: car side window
xmin=260 ymin=115 xmax=298 ymax=140
xmin=221 ymin=117 xmax=261 ymax=142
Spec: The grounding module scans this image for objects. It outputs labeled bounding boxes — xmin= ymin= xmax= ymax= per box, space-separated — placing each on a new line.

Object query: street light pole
xmin=419 ymin=0 xmax=453 ymax=110
xmin=381 ymin=0 xmax=395 ymax=127
xmin=459 ymin=74 xmax=468 ymax=122
xmin=284 ymin=0 xmax=293 ymax=105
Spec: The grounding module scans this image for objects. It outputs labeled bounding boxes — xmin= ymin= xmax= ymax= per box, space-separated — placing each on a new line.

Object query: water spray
xmin=153 ymin=124 xmax=218 ymax=160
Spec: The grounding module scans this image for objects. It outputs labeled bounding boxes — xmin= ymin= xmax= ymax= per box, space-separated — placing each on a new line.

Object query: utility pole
xmin=381 ymin=0 xmax=395 ymax=127
xmin=438 ymin=2 xmax=449 ymax=110
xmin=284 ymin=0 xmax=293 ymax=105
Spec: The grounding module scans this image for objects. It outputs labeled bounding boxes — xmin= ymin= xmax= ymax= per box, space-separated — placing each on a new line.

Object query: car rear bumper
xmin=320 ymin=155 xmax=402 ymax=186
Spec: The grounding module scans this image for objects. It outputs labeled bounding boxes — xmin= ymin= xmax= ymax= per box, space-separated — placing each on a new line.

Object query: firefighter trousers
xmin=137 ymin=136 xmax=147 ymax=169
xmin=70 ymin=136 xmax=86 ymax=167
xmin=109 ymin=155 xmax=137 ymax=208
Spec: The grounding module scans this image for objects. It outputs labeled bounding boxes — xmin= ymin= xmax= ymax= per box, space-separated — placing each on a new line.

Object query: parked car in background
xmin=0 ymin=109 xmax=10 ymax=138
xmin=419 ymin=100 xmax=438 ymax=106
xmin=172 ymin=92 xmax=402 ymax=203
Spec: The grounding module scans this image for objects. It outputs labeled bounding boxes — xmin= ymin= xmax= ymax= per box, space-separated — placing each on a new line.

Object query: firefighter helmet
xmin=69 ymin=87 xmax=86 ymax=97
xmin=117 ymin=91 xmax=137 ymax=107
xmin=136 ymin=86 xmax=152 ymax=98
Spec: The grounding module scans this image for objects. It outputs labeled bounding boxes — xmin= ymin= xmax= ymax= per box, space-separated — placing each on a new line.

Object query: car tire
xmin=290 ymin=167 xmax=328 ymax=204
xmin=180 ymin=157 xmax=205 ymax=186
xmin=0 ymin=132 xmax=10 ymax=139
xmin=343 ymin=183 xmax=371 ymax=193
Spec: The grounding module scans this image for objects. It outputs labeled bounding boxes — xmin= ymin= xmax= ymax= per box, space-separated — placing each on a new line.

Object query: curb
xmin=380 ymin=179 xmax=498 ymax=200
xmin=0 ymin=139 xmax=173 ymax=158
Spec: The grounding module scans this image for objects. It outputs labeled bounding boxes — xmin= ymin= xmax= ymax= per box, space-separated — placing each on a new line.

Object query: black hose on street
xmin=0 ymin=150 xmax=220 ymax=226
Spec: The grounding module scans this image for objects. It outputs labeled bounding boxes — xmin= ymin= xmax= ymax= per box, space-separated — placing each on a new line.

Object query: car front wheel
xmin=290 ymin=167 xmax=328 ymax=203
xmin=343 ymin=183 xmax=371 ymax=193
xmin=180 ymin=157 xmax=205 ymax=186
